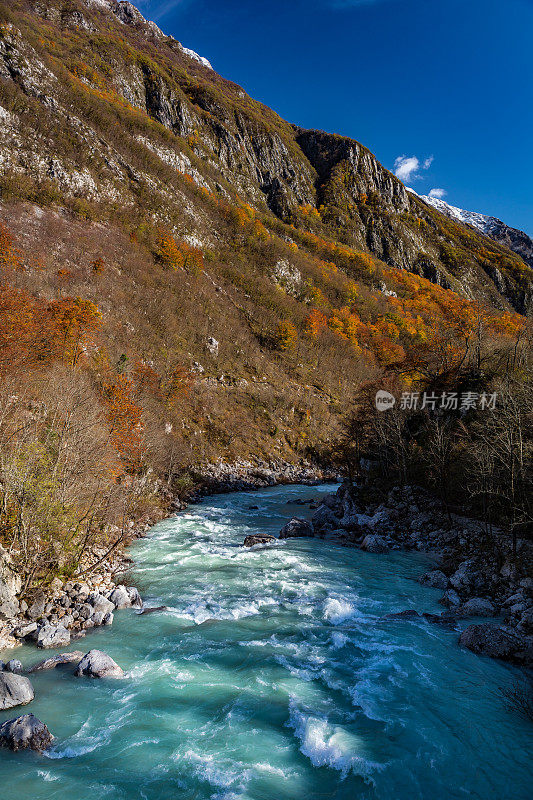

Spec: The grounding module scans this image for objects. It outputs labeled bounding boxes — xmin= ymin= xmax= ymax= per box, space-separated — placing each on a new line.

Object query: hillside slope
xmin=0 ymin=0 xmax=531 ymax=590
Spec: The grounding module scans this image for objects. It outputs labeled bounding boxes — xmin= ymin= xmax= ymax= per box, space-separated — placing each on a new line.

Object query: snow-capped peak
xmin=408 ymin=188 xmax=533 ymax=268
xmin=408 ymin=188 xmax=495 ymax=235
xmin=177 ymin=44 xmax=213 ymax=70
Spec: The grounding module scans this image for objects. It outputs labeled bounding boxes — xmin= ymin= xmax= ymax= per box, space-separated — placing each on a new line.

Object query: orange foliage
xmin=0 ymin=222 xmax=23 ymax=271
xmin=305 ymin=309 xmax=328 ymax=337
xmin=100 ymin=374 xmax=144 ymax=472
xmin=156 ymin=229 xmax=204 ymax=274
xmin=0 ymin=286 xmax=101 ymax=374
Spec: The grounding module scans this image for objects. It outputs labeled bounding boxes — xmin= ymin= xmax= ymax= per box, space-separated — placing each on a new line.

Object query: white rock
xmin=75 ymin=650 xmax=124 ymax=679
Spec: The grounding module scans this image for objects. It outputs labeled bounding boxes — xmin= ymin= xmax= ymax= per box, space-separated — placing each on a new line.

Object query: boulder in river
xmin=0 ymin=714 xmax=53 ymax=752
xmin=36 ymin=623 xmax=71 ymax=649
xmin=459 ymin=624 xmax=533 ymax=665
xmin=109 ymin=585 xmax=142 ymax=609
xmin=29 ymin=652 xmax=84 ymax=673
xmin=360 ymin=534 xmax=390 ymax=554
xmin=384 ymin=610 xmax=420 ymax=620
xmin=75 ymin=649 xmax=124 ymax=678
xmin=243 ymin=535 xmax=276 ymax=547
xmin=279 ymin=518 xmax=313 ymax=539
xmin=0 ymin=672 xmax=34 ymax=710
xmin=138 ymin=605 xmax=170 ymax=615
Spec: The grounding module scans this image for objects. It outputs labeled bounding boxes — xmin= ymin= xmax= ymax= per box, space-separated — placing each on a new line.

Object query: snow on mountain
xmin=176 ymin=44 xmax=213 ymax=70
xmin=408 ymin=189 xmax=533 ymax=269
xmin=408 ymin=189 xmax=494 ymax=234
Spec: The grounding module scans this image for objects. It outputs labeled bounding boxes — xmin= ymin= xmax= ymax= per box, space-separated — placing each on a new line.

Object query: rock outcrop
xmin=459 ymin=624 xmax=533 ymax=666
xmin=1 ymin=576 xmax=143 ymax=657
xmin=0 ymin=545 xmax=21 ymax=620
xmin=109 ymin=585 xmax=142 ymax=609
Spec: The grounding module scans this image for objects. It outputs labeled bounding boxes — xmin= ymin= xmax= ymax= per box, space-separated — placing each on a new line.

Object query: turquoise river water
xmin=0 ymin=483 xmax=531 ymax=799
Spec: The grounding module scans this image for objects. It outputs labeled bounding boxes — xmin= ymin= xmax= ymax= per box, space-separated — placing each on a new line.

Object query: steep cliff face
xmin=0 ymin=0 xmax=531 ymax=315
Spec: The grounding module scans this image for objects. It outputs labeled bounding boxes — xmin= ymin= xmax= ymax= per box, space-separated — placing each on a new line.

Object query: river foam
xmin=1 ymin=483 xmax=531 ymax=800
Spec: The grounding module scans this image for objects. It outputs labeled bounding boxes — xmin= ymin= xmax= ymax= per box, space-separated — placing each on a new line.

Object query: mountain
xmin=0 ymin=0 xmax=531 ymax=595
xmin=416 ymin=192 xmax=533 ymax=270
xmin=1 ymin=0 xmax=532 ymax=312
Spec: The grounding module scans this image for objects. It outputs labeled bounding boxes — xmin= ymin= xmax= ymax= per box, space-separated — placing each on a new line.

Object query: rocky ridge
xmin=0 ymin=0 xmax=531 ymax=312
xmin=417 ymin=192 xmax=533 ymax=270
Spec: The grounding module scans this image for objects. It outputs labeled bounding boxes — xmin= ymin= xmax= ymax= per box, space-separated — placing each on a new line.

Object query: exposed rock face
xmin=459 ymin=624 xmax=533 ymax=666
xmin=0 ymin=672 xmax=34 ymax=710
xmin=0 ymin=0 xmax=529 ymax=314
xmin=243 ymin=535 xmax=276 ymax=547
xmin=295 ymin=128 xmax=408 ymax=215
xmin=75 ymin=649 xmax=124 ymax=679
xmin=0 ymin=714 xmax=54 ymax=752
xmin=279 ymin=518 xmax=313 ymax=539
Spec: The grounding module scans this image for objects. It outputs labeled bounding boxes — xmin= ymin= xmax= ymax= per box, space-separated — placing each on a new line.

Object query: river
xmin=0 ymin=483 xmax=531 ymax=799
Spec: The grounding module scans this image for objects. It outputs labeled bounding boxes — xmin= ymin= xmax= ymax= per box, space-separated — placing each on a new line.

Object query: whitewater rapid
xmin=0 ymin=484 xmax=531 ymax=799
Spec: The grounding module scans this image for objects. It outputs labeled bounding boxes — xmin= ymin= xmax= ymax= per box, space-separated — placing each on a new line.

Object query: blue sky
xmin=137 ymin=0 xmax=532 ymax=235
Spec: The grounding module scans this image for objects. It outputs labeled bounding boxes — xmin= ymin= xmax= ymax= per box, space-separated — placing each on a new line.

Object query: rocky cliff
xmin=0 ymin=0 xmax=532 ymax=314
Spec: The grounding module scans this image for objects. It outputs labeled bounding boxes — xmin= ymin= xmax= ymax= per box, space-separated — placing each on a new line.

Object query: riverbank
xmin=1 ymin=483 xmax=530 ymax=797
xmin=0 ymin=459 xmax=336 ymax=654
xmin=299 ymin=482 xmax=533 ymax=667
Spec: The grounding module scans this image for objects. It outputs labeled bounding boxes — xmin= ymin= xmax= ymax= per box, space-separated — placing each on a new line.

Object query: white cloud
xmin=394 ymin=154 xmax=434 ymax=183
xmin=428 ymin=188 xmax=447 ymax=199
xmin=394 ymin=155 xmax=419 ymax=182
